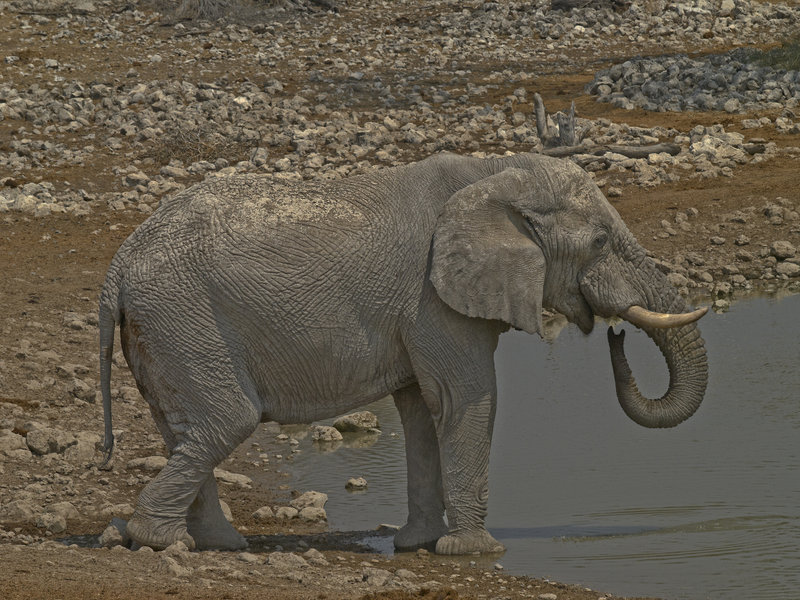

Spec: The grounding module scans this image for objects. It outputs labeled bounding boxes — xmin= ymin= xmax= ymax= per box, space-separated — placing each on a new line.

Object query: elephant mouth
xmin=571 ymin=293 xmax=596 ymax=334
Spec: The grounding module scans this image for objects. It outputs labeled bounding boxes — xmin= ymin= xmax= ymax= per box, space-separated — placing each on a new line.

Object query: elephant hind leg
xmin=187 ymin=475 xmax=247 ymax=550
xmin=126 ymin=398 xmax=259 ymax=551
xmin=122 ymin=334 xmax=260 ymax=550
xmin=392 ymin=384 xmax=448 ymax=551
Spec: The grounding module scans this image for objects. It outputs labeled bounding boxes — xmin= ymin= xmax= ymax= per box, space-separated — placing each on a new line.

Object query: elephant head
xmin=430 ymin=160 xmax=708 ymax=428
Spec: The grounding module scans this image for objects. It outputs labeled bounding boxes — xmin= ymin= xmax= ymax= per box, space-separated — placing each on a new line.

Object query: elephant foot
xmin=126 ymin=513 xmax=196 ymax=551
xmin=435 ymin=529 xmax=505 ymax=555
xmin=394 ymin=517 xmax=449 ymax=551
xmin=187 ymin=515 xmax=247 ymax=551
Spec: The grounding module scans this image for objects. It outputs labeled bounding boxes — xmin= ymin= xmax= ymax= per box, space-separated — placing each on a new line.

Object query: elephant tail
xmin=98 ymin=264 xmax=124 ymax=470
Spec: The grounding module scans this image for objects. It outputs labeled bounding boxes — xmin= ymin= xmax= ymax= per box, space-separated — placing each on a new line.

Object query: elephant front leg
xmin=432 ymin=394 xmax=504 ymax=555
xmin=393 ymin=384 xmax=448 ymax=551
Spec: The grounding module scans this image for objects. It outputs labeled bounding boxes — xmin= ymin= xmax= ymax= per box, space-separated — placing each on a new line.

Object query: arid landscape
xmin=1 ymin=0 xmax=799 ymax=598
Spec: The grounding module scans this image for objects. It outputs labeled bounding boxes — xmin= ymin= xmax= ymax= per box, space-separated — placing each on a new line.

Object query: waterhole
xmin=265 ymin=293 xmax=800 ymax=600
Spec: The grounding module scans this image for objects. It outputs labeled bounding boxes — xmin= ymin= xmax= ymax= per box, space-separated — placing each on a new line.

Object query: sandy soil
xmin=1 ymin=1 xmax=799 ymax=599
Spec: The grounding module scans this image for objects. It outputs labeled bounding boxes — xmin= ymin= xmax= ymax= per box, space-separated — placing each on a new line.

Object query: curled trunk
xmin=607 ymin=306 xmax=708 ymax=428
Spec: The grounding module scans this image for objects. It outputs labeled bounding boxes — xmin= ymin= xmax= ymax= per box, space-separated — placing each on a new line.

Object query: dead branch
xmin=541 ymin=142 xmax=682 ymax=159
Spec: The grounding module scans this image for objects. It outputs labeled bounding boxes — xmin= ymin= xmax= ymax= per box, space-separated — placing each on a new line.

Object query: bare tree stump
xmin=533 ymin=93 xmax=587 ymax=148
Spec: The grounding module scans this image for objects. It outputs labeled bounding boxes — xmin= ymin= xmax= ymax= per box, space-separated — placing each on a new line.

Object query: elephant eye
xmin=593 ymin=232 xmax=609 ymax=250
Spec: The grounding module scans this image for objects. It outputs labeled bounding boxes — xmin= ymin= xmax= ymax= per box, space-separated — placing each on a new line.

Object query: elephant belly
xmin=240 ymin=328 xmax=415 ymax=425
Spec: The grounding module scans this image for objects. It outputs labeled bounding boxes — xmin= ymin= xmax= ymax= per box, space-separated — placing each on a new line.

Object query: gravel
xmin=587 ymin=48 xmax=800 ymax=113
xmin=2 ymin=0 xmax=800 ymax=219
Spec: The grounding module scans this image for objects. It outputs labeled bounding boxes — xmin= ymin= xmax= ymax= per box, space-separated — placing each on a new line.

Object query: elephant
xmin=98 ymin=151 xmax=709 ymax=554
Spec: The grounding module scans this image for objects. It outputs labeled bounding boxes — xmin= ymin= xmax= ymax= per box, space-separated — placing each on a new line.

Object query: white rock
xmin=345 ymin=477 xmax=368 ymax=491
xmin=267 ymin=552 xmax=309 ymax=570
xmin=126 ymin=455 xmax=168 ymax=471
xmin=213 ymin=468 xmax=253 ymax=488
xmin=252 ymin=506 xmax=274 ymax=521
xmin=298 ymin=507 xmax=327 ymax=522
xmin=289 ymin=491 xmax=328 ymax=510
xmin=333 ymin=411 xmax=380 ymax=432
xmin=35 ymin=512 xmax=66 ymax=533
xmin=274 ymin=506 xmax=299 ymax=520
xmin=159 ymin=555 xmax=193 ymax=577
xmin=99 ymin=517 xmax=129 ymax=547
xmin=303 ymin=548 xmax=328 ymax=566
xmin=311 ymin=425 xmax=342 ymax=442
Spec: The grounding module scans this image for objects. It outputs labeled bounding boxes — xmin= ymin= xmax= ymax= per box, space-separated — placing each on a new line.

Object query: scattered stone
xmin=99 ymin=517 xmax=130 ymax=548
xmin=164 ymin=540 xmax=191 ymax=555
xmin=333 ymin=411 xmax=380 ymax=433
xmin=776 ymin=262 xmax=800 ymax=277
xmin=267 ymin=552 xmax=309 ymax=570
xmin=289 ymin=491 xmax=328 ymax=510
xmin=159 ymin=555 xmax=193 ymax=577
xmin=252 ymin=506 xmax=274 ymax=521
xmin=346 ymin=477 xmax=368 ymax=491
xmin=363 ymin=566 xmax=393 ymax=587
xmin=395 ymin=568 xmax=418 ymax=580
xmin=26 ymin=428 xmax=76 ymax=455
xmin=213 ymin=468 xmax=253 ymax=488
xmin=298 ymin=506 xmax=327 ymax=522
xmin=35 ymin=511 xmax=66 ymax=533
xmin=238 ymin=551 xmax=261 ymax=564
xmin=126 ymin=456 xmax=168 ymax=472
xmin=303 ymin=548 xmax=328 ymax=566
xmin=311 ymin=425 xmax=343 ymax=442
xmin=770 ymin=240 xmax=797 ymax=259
xmin=274 ymin=506 xmax=299 ymax=520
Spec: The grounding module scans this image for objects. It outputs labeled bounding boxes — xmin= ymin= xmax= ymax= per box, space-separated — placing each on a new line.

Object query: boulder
xmin=289 ymin=491 xmax=328 ymax=510
xmin=333 ymin=410 xmax=380 ymax=433
xmin=311 ymin=425 xmax=343 ymax=442
xmin=345 ymin=477 xmax=368 ymax=491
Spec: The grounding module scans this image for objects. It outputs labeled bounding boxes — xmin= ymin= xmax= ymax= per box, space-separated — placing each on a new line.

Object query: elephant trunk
xmin=607 ymin=295 xmax=709 ymax=428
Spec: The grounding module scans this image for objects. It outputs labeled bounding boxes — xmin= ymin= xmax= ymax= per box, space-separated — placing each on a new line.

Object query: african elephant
xmin=98 ymin=151 xmax=708 ymax=554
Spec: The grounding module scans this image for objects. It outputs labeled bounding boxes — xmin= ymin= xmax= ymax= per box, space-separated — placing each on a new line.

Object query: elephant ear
xmin=430 ymin=168 xmax=546 ymax=336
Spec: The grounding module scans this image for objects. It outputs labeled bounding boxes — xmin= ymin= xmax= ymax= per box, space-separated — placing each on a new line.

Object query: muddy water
xmin=279 ymin=294 xmax=800 ymax=600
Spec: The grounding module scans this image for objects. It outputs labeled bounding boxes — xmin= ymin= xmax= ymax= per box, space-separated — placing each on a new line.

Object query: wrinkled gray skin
xmin=99 ymin=152 xmax=708 ymax=554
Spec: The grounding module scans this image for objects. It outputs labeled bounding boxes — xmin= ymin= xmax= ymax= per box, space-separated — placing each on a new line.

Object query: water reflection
xmin=271 ymin=294 xmax=800 ymax=600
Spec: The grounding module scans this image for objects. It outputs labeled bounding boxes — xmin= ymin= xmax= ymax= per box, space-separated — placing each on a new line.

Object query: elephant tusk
xmin=620 ymin=305 xmax=709 ymax=329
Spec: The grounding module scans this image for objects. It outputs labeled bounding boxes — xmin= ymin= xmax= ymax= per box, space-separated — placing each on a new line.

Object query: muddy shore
xmin=2 ymin=1 xmax=800 ymax=599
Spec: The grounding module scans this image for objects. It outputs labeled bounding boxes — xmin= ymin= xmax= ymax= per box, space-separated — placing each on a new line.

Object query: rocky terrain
xmin=1 ymin=0 xmax=800 ymax=599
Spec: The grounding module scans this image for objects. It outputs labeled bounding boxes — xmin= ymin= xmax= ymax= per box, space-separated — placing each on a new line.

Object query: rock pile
xmin=588 ymin=49 xmax=800 ymax=113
